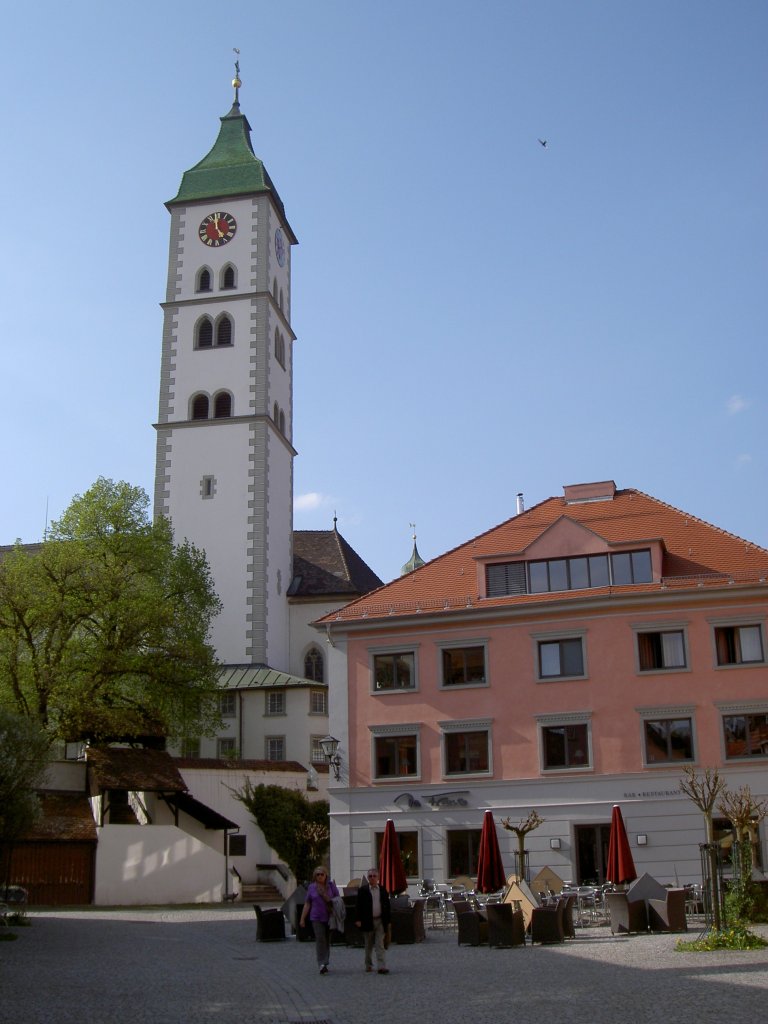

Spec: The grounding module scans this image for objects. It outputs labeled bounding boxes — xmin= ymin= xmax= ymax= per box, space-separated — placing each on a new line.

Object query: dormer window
xmin=486 ymin=549 xmax=653 ymax=598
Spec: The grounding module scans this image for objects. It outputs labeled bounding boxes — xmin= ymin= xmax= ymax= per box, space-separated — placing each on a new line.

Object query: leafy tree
xmin=718 ymin=784 xmax=768 ymax=923
xmin=233 ymin=781 xmax=330 ymax=883
xmin=0 ymin=709 xmax=52 ymax=893
xmin=0 ymin=478 xmax=222 ymax=743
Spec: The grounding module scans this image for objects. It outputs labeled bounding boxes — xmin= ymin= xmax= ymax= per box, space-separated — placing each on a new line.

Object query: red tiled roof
xmin=23 ymin=791 xmax=97 ymax=842
xmin=174 ymin=757 xmax=310 ymax=773
xmin=87 ymin=747 xmax=187 ymax=792
xmin=321 ymin=486 xmax=768 ymax=623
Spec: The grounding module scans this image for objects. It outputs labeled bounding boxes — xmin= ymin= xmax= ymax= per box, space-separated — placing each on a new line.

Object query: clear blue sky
xmin=3 ymin=1 xmax=766 ymax=583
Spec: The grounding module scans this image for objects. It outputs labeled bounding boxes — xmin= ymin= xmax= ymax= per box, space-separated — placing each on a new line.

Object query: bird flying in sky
xmin=538 ymin=138 xmax=548 ymax=147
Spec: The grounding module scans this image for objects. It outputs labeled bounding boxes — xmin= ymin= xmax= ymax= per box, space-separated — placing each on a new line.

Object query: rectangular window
xmin=217 ymin=737 xmax=237 ymax=758
xmin=373 ymin=652 xmax=415 ymax=691
xmin=265 ymin=691 xmax=286 ymax=716
xmin=310 ymin=688 xmax=328 ymax=715
xmin=637 ymin=630 xmax=686 ymax=671
xmin=375 ymin=829 xmax=420 ymax=878
xmin=447 ymin=829 xmax=482 ymax=878
xmin=541 ymin=723 xmax=590 ymax=769
xmin=713 ymin=817 xmax=763 ymax=870
xmin=265 ymin=736 xmax=285 ymax=761
xmin=644 ymin=718 xmax=694 ymax=764
xmin=229 ymin=834 xmax=247 ymax=857
xmin=374 ymin=734 xmax=418 ymax=778
xmin=715 ymin=625 xmax=764 ymax=666
xmin=441 ymin=646 xmax=486 ymax=686
xmin=310 ymin=736 xmax=326 ymax=764
xmin=444 ymin=731 xmax=490 ymax=775
xmin=219 ymin=692 xmax=236 ymax=718
xmin=180 ymin=737 xmax=200 ymax=759
xmin=487 ymin=549 xmax=652 ymax=598
xmin=723 ymin=714 xmax=768 ymax=759
xmin=538 ymin=638 xmax=584 ymax=678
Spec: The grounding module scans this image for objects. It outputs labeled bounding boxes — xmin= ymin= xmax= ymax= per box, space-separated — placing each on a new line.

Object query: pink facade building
xmin=322 ymin=481 xmax=768 ymax=887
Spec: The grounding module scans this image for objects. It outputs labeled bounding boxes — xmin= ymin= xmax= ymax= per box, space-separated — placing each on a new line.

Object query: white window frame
xmin=265 ymin=735 xmax=286 ymax=761
xmin=310 ymin=688 xmax=328 ymax=715
xmin=219 ymin=692 xmax=236 ymax=718
xmin=217 ymin=736 xmax=237 ymax=759
xmin=265 ymin=691 xmax=286 ymax=716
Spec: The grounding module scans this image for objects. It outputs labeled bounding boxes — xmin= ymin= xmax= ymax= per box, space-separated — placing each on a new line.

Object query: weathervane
xmin=232 ymin=48 xmax=241 ymax=103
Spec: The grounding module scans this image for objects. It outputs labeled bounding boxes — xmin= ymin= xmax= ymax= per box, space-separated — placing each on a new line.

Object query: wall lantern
xmin=549 ymin=838 xmax=562 ymax=850
xmin=319 ymin=735 xmax=342 ymax=781
xmin=636 ymin=834 xmax=648 ymax=846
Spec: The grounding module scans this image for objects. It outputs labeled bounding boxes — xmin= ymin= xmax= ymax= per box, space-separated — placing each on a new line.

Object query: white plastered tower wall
xmin=154 ymin=146 xmax=295 ymax=669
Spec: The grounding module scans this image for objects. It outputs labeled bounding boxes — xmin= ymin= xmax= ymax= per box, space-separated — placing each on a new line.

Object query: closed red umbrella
xmin=476 ymin=810 xmax=507 ymax=894
xmin=605 ymin=805 xmax=637 ymax=885
xmin=379 ymin=818 xmax=408 ymax=895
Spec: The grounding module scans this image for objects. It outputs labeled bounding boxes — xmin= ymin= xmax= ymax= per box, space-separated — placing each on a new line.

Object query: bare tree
xmin=679 ymin=766 xmax=727 ymax=929
xmin=500 ymin=809 xmax=544 ymax=883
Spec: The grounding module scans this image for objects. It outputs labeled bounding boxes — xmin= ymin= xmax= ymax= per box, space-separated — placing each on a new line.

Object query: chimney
xmin=516 ymin=493 xmax=525 ymax=515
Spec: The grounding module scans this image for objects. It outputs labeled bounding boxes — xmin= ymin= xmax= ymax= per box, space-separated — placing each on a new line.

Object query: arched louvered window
xmin=304 ymin=646 xmax=324 ymax=683
xmin=274 ymin=328 xmax=285 ymax=368
xmin=279 ymin=287 xmax=284 ymax=311
xmin=272 ymin=278 xmax=278 ymax=302
xmin=216 ymin=315 xmax=232 ymax=347
xmin=279 ymin=410 xmax=286 ymax=435
xmin=197 ymin=268 xmax=212 ymax=292
xmin=221 ymin=265 xmax=236 ymax=289
xmin=214 ymin=392 xmax=232 ymax=418
xmin=191 ymin=394 xmax=209 ymax=420
xmin=273 ymin=401 xmax=279 ymax=423
xmin=196 ymin=318 xmax=213 ymax=349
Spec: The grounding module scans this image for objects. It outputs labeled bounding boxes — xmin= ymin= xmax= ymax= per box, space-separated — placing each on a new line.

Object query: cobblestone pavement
xmin=2 ymin=906 xmax=768 ymax=1024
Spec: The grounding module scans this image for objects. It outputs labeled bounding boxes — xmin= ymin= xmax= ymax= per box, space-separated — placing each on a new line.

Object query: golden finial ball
xmin=232 ymin=76 xmax=242 ymax=89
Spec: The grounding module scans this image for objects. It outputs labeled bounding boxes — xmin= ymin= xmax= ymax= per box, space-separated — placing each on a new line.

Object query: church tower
xmin=154 ymin=71 xmax=297 ymax=670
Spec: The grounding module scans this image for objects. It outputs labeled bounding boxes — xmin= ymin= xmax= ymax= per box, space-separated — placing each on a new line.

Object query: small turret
xmin=401 ymin=523 xmax=426 ymax=575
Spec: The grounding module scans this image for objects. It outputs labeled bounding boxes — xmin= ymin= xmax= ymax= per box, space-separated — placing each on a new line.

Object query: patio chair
xmin=486 ymin=902 xmax=525 ymax=948
xmin=456 ymin=905 xmax=488 ymax=946
xmin=391 ymin=898 xmax=426 ymax=944
xmin=342 ymin=894 xmax=366 ymax=946
xmin=605 ymin=891 xmax=648 ymax=935
xmin=254 ymin=904 xmax=286 ymax=941
xmin=530 ymin=899 xmax=566 ymax=944
xmin=560 ymin=894 xmax=577 ymax=938
xmin=648 ymin=888 xmax=688 ymax=933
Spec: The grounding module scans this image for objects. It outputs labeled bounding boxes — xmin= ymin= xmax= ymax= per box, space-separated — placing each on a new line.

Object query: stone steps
xmin=241 ymin=883 xmax=283 ymax=904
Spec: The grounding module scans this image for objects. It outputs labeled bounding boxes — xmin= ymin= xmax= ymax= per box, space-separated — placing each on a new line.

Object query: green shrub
xmin=676 ymin=925 xmax=768 ymax=952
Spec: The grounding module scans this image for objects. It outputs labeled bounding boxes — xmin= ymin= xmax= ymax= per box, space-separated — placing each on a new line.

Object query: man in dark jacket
xmin=355 ymin=868 xmax=391 ymax=973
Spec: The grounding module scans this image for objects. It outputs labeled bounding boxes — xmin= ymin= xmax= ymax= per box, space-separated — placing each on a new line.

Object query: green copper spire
xmin=401 ymin=524 xmax=426 ymax=576
xmin=168 ymin=68 xmax=295 ymax=240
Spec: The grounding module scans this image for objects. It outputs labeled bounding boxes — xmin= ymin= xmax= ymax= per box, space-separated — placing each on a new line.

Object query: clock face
xmin=199 ymin=211 xmax=237 ymax=247
xmin=274 ymin=227 xmax=286 ymax=267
